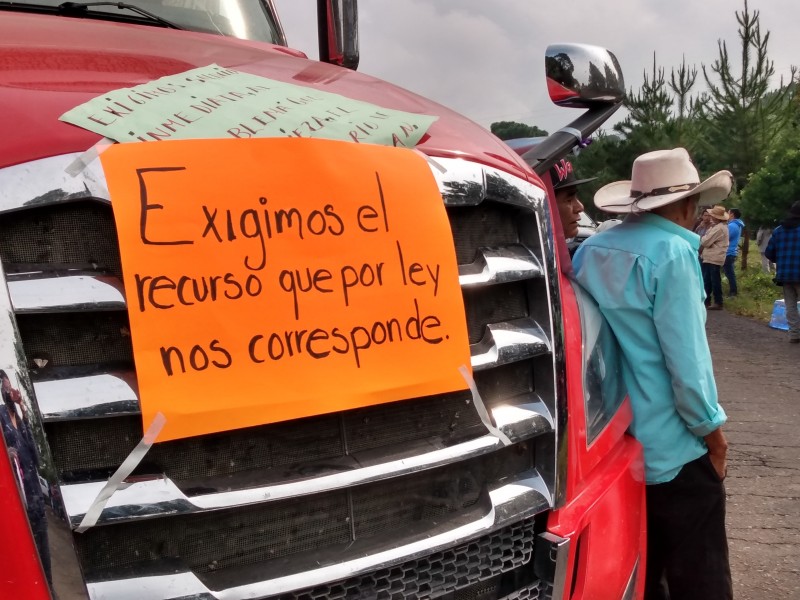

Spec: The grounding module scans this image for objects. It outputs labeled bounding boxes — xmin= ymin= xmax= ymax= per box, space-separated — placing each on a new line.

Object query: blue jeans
xmin=723 ymin=255 xmax=737 ymax=296
xmin=702 ymin=262 xmax=723 ymax=306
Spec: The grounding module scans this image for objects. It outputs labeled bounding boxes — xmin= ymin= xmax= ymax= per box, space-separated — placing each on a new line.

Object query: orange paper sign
xmin=100 ymin=138 xmax=471 ymax=441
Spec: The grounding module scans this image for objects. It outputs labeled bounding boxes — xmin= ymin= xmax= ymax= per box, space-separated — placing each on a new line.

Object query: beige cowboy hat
xmin=706 ymin=205 xmax=729 ymax=221
xmin=594 ymin=148 xmax=733 ymax=214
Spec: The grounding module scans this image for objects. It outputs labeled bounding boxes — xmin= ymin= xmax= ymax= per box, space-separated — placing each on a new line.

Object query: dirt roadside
xmin=706 ymin=309 xmax=800 ymax=600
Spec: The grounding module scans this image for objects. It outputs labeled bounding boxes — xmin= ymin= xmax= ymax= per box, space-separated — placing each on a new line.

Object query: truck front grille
xmin=275 ymin=518 xmax=540 ymax=600
xmin=0 ymin=153 xmax=563 ymax=599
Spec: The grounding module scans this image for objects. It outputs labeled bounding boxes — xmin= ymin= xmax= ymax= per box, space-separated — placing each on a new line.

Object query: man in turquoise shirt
xmin=572 ymin=148 xmax=733 ymax=600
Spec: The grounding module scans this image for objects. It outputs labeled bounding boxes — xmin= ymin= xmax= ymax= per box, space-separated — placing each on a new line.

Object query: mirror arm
xmin=523 ymin=102 xmax=623 ymax=176
xmin=317 ymin=0 xmax=359 ymax=70
xmin=317 ymin=0 xmax=334 ymax=64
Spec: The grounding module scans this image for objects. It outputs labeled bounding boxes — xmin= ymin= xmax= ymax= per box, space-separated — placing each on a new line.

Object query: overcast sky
xmin=273 ymin=0 xmax=798 ymax=135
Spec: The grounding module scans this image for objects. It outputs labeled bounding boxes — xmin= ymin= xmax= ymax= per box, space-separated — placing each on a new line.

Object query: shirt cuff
xmin=687 ymin=407 xmax=728 ymax=437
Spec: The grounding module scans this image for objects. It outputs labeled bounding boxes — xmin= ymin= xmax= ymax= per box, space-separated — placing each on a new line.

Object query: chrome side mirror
xmin=317 ymin=0 xmax=359 ymax=70
xmin=545 ymin=44 xmax=625 ymax=108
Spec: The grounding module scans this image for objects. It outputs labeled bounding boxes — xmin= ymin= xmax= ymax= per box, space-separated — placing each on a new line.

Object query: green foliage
xmin=725 ymin=244 xmax=783 ymax=321
xmin=613 ymin=54 xmax=704 ymax=154
xmin=490 ymin=121 xmax=548 ymax=141
xmin=697 ymin=0 xmax=798 ymax=189
xmin=616 ymin=55 xmax=674 ymax=148
xmin=741 ymin=139 xmax=800 ymax=228
xmin=571 ymin=132 xmax=633 ymax=217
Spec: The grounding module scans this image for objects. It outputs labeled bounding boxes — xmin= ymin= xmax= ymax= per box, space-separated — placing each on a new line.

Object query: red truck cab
xmin=0 ymin=2 xmax=645 ymax=599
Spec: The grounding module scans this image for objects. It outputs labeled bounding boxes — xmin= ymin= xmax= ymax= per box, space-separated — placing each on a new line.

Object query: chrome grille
xmin=0 ymin=153 xmax=562 ymax=599
xmin=275 ymin=518 xmax=540 ymax=600
xmin=47 ymin=391 xmax=484 ymax=483
xmin=74 ymin=447 xmax=530 ymax=580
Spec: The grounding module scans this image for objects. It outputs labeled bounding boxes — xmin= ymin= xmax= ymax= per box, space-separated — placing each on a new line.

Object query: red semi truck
xmin=0 ymin=2 xmax=645 ymax=599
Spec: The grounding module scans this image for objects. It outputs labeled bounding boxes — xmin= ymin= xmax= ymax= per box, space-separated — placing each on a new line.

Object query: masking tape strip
xmin=459 ymin=365 xmax=512 ymax=446
xmin=414 ymin=148 xmax=448 ymax=174
xmin=558 ymin=126 xmax=582 ymax=141
xmin=75 ymin=412 xmax=166 ymax=533
xmin=65 ymin=137 xmax=115 ymax=177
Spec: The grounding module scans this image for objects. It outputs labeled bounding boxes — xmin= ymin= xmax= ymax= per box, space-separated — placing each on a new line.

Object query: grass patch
xmin=723 ymin=243 xmax=782 ymax=322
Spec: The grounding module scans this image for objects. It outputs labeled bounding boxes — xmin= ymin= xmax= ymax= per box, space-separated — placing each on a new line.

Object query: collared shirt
xmin=573 ymin=213 xmax=727 ymax=484
xmin=765 ymin=224 xmax=800 ymax=283
xmin=727 ymin=219 xmax=745 ymax=256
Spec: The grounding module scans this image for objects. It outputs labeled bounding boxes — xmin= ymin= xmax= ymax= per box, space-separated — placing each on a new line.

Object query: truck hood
xmin=0 ymin=11 xmax=538 ymax=183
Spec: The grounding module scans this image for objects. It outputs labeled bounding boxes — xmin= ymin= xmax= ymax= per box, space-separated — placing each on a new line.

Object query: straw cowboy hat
xmin=594 ymin=148 xmax=733 ymax=214
xmin=706 ymin=205 xmax=729 ymax=221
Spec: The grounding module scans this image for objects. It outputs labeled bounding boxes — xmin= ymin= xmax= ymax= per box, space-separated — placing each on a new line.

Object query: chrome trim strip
xmin=0 ymin=262 xmax=90 ymax=598
xmin=61 ymin=395 xmax=552 ymax=526
xmin=85 ymin=470 xmax=551 ymax=600
xmin=539 ymin=532 xmax=570 ymax=600
xmin=0 ymin=153 xmax=548 ymax=212
xmin=0 ymin=153 xmax=109 ymax=214
xmin=471 ymin=318 xmax=551 ymax=371
xmin=9 ymin=274 xmax=126 ymax=313
xmin=428 ymin=156 xmax=546 ymax=211
xmin=621 ymin=557 xmax=640 ymax=600
xmin=63 ymin=436 xmax=500 ymax=525
xmin=35 ymin=373 xmax=139 ymax=421
xmin=458 ymin=245 xmax=543 ymax=287
xmin=492 ymin=394 xmax=554 ymax=440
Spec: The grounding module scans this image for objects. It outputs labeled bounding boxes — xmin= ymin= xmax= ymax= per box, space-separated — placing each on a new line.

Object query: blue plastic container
xmin=769 ymin=299 xmax=800 ymax=331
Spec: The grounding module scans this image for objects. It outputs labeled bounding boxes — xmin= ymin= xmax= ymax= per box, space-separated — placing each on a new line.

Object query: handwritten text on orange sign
xmin=101 ymin=138 xmax=470 ymax=441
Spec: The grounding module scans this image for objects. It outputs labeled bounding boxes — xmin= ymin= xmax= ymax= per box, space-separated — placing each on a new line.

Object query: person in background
xmin=700 ymin=206 xmax=730 ymax=310
xmin=757 ymin=225 xmax=775 ymax=273
xmin=724 ymin=208 xmax=745 ymax=297
xmin=694 ymin=210 xmax=713 ymax=237
xmin=765 ymin=201 xmax=800 ymax=343
xmin=573 ymin=148 xmax=733 ymax=600
xmin=693 ymin=210 xmax=713 ymax=264
xmin=548 ymin=158 xmax=595 ymax=241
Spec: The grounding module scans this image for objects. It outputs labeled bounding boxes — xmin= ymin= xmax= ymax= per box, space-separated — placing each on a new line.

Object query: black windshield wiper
xmin=58 ymin=2 xmax=182 ymax=29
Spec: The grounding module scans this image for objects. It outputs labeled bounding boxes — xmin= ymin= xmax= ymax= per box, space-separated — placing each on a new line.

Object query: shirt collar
xmin=632 ymin=212 xmax=700 ymax=251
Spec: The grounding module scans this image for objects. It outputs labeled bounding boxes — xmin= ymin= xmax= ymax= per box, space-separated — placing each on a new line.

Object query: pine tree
xmin=698 ymin=0 xmax=797 ymax=189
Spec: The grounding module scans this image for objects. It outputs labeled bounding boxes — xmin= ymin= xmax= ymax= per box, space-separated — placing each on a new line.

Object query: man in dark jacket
xmin=765 ymin=201 xmax=800 ymax=343
xmin=723 ymin=208 xmax=745 ymax=297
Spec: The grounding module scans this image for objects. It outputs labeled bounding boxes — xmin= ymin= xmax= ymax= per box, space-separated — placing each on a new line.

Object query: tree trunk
xmin=741 ymin=227 xmax=750 ymax=270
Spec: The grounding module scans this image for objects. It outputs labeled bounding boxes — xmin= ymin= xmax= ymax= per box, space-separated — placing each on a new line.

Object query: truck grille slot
xmin=447 ymin=204 xmax=521 ymax=264
xmin=75 ymin=445 xmax=530 ymax=581
xmin=17 ymin=311 xmax=132 ymax=368
xmin=0 ymin=154 xmax=560 ymax=598
xmin=463 ymin=283 xmax=529 ymax=343
xmin=47 ymin=390 xmax=484 ymax=483
xmin=0 ymin=201 xmax=121 ymax=275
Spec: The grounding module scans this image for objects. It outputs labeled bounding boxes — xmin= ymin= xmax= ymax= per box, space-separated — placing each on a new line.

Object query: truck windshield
xmin=5 ymin=1 xmax=286 ymax=45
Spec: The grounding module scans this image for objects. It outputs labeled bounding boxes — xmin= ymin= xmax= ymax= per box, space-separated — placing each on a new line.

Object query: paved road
xmin=707 ymin=310 xmax=800 ymax=600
